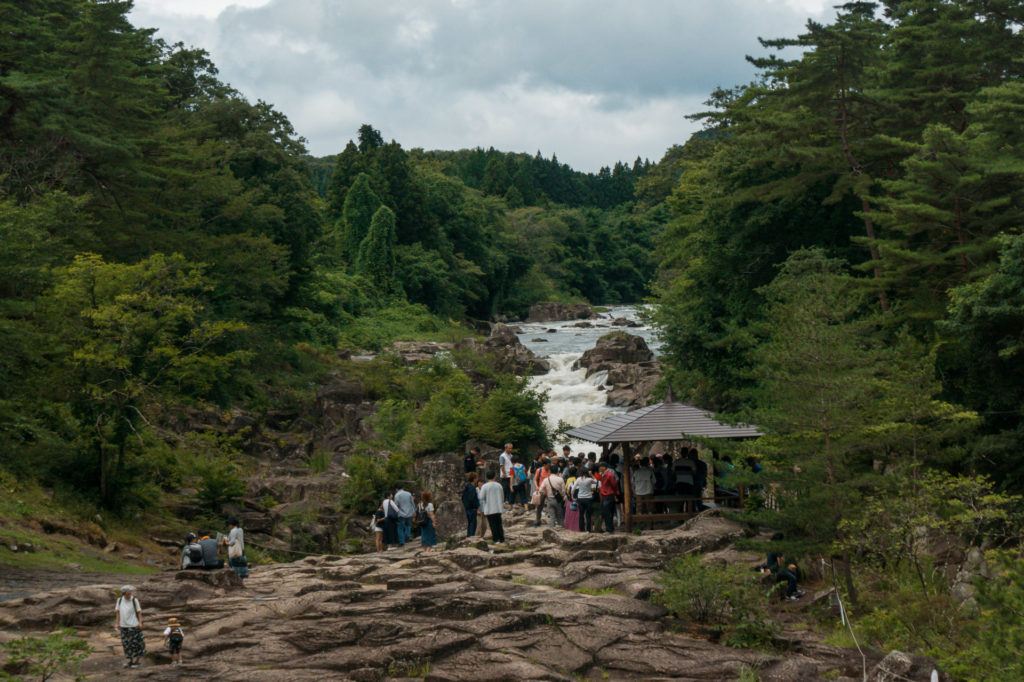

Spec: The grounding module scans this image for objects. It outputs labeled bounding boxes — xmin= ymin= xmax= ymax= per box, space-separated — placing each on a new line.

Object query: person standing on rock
xmin=382 ymin=491 xmax=401 ymax=549
xmin=632 ymin=458 xmax=657 ymax=522
xmin=114 ymin=585 xmax=146 ymax=668
xmin=224 ymin=517 xmax=247 ymax=578
xmin=532 ymin=459 xmax=551 ymax=527
xmin=541 ymin=465 xmax=566 ymax=528
xmin=464 ymin=447 xmax=479 ymax=475
xmin=418 ymin=492 xmax=437 ymax=551
xmin=499 ymin=443 xmax=514 ymax=505
xmin=461 ymin=472 xmax=480 ymax=537
xmin=598 ymin=462 xmax=620 ymax=533
xmin=394 ymin=484 xmax=416 ymax=547
xmin=511 ymin=456 xmax=529 ymax=511
xmin=478 ymin=469 xmax=506 ymax=543
xmin=573 ymin=468 xmax=598 ymax=532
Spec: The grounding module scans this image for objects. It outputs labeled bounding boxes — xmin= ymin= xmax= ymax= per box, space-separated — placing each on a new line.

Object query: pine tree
xmin=481 ymin=157 xmax=511 ymax=196
xmin=339 ymin=173 xmax=383 ymax=262
xmin=357 ymin=206 xmax=398 ymax=294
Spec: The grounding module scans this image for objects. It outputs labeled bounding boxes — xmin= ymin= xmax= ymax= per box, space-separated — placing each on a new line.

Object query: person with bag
xmin=418 ymin=491 xmax=437 ymax=550
xmin=461 ymin=472 xmax=480 ymax=537
xmin=114 ymin=585 xmax=146 ymax=668
xmin=382 ymin=491 xmax=400 ymax=550
xmin=163 ymin=617 xmax=185 ymax=666
xmin=541 ymin=465 xmax=566 ymax=528
xmin=511 ymin=457 xmax=529 ymax=510
xmin=597 ymin=462 xmax=619 ymax=534
xmin=572 ymin=469 xmax=599 ymax=532
xmin=224 ymin=518 xmax=248 ymax=578
xmin=180 ymin=532 xmax=204 ymax=569
xmin=371 ymin=503 xmax=385 ymax=552
xmin=531 ymin=459 xmax=550 ymax=527
xmin=562 ymin=466 xmax=580 ymax=532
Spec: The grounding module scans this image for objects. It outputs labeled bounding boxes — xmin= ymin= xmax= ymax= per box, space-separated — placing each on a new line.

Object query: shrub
xmin=656 ymin=555 xmax=777 ymax=649
xmin=194 ymin=459 xmax=245 ymax=513
xmin=469 ymin=378 xmax=548 ymax=447
xmin=0 ymin=628 xmax=91 ymax=681
xmin=340 ymin=450 xmax=415 ymax=514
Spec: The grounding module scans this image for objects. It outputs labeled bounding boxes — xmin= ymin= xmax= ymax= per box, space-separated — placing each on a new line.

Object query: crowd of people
xmin=113 ymin=442 xmax=789 ymax=670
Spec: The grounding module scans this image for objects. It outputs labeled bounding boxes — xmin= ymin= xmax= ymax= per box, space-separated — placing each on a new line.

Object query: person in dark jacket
xmin=461 ymin=472 xmax=481 ymax=537
xmin=198 ymin=534 xmax=223 ymax=569
xmin=464 ymin=447 xmax=480 ymax=474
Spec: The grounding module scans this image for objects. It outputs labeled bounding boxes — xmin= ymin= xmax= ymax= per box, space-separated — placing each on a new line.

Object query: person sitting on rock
xmin=180 ymin=533 xmax=204 ymax=570
xmin=758 ymin=533 xmax=804 ymax=600
xmin=198 ymin=533 xmax=223 ymax=569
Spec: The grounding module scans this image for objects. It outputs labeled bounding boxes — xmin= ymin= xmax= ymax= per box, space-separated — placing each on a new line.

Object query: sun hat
xmin=167 ymin=617 xmax=180 ymax=626
xmin=120 ymin=585 xmax=135 ymax=594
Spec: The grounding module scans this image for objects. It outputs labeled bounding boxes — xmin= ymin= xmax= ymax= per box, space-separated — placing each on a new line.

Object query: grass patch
xmin=573 ymin=586 xmax=619 ymax=596
xmin=337 ymin=301 xmax=474 ymax=351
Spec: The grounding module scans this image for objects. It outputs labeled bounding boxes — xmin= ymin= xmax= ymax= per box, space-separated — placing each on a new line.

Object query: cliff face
xmin=0 ymin=512 xmax=913 ymax=681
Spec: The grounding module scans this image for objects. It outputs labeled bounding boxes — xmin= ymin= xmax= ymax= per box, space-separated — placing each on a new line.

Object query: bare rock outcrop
xmin=573 ymin=332 xmax=661 ymax=408
xmin=526 ymin=302 xmax=596 ymax=322
xmin=0 ymin=511 xmax=887 ymax=681
xmin=458 ymin=324 xmax=550 ymax=376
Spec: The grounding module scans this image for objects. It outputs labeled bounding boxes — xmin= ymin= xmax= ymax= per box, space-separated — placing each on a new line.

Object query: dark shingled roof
xmin=566 ymin=402 xmax=762 ymax=444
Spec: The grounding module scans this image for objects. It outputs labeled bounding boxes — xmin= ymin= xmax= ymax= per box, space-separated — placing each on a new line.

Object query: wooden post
xmin=622 ymin=442 xmax=633 ymax=533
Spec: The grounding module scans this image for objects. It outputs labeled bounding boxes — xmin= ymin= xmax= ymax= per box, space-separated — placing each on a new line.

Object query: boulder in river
xmin=610 ymin=317 xmax=642 ymax=328
xmin=458 ymin=324 xmax=550 ymax=376
xmin=573 ymin=332 xmax=661 ymax=408
xmin=526 ymin=302 xmax=596 ymax=322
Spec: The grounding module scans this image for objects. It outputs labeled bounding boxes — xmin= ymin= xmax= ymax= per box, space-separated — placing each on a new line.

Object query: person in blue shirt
xmin=393 ymin=485 xmax=416 ymax=546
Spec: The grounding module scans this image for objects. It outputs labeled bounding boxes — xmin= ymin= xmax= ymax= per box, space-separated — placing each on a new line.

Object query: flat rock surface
xmin=0 ymin=512 xmax=881 ymax=680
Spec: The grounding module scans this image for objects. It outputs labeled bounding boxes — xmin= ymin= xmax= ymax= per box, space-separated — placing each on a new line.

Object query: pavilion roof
xmin=566 ymin=402 xmax=762 ymax=444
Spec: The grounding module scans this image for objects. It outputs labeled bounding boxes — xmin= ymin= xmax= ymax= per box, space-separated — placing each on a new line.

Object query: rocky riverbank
xmin=0 ymin=511 xmax=933 ymax=681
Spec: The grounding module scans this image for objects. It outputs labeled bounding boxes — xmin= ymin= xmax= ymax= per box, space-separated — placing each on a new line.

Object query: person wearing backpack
xmin=461 ymin=472 xmax=480 ymax=537
xmin=541 ymin=465 xmax=566 ymax=528
xmin=511 ymin=457 xmax=529 ymax=511
xmin=180 ymin=533 xmax=204 ymax=570
xmin=163 ymin=617 xmax=185 ymax=666
xmin=113 ymin=585 xmax=146 ymax=668
xmin=418 ymin=491 xmax=437 ymax=551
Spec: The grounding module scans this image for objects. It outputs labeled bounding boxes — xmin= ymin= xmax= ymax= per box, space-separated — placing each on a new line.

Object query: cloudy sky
xmin=131 ymin=0 xmax=832 ymax=171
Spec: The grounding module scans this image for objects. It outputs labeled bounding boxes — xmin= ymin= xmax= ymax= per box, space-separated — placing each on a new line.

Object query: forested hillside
xmin=0 ymin=2 xmax=655 ymax=524
xmin=652 ymin=1 xmax=1024 ymax=675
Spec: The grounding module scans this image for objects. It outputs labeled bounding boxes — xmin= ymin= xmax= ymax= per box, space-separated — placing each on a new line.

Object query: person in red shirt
xmin=597 ymin=462 xmax=619 ymax=533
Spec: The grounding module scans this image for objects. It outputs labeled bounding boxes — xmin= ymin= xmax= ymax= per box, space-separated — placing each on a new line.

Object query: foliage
xmin=656 ymin=555 xmax=777 ymax=650
xmin=0 ymin=628 xmax=91 ymax=681
xmin=839 ymin=471 xmax=1021 ymax=594
xmin=340 ymin=450 xmax=415 ymax=514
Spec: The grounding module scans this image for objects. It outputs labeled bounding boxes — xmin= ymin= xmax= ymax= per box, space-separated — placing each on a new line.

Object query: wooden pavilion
xmin=566 ymin=400 xmax=761 ymax=531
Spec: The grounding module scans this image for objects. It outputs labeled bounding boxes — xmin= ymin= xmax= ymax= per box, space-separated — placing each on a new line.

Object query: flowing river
xmin=516 ymin=305 xmax=661 ymax=447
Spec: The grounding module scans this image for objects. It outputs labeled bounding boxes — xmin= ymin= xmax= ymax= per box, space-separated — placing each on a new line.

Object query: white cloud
xmin=131 ymin=0 xmax=834 ymax=170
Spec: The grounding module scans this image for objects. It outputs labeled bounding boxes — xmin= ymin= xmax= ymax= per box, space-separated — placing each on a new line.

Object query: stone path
xmin=0 ymin=512 xmax=896 ymax=681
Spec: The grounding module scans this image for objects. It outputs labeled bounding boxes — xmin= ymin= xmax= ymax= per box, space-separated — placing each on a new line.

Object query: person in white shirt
xmin=572 ymin=470 xmax=599 ymax=532
xmin=114 ymin=585 xmax=146 ymax=668
xmin=223 ymin=518 xmax=247 ymax=578
xmin=541 ymin=467 xmax=566 ymax=528
xmin=632 ymin=457 xmax=657 ymax=520
xmin=498 ymin=443 xmax=514 ymax=505
xmin=478 ymin=469 xmax=506 ymax=543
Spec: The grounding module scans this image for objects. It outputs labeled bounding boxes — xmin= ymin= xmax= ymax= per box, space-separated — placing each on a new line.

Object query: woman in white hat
xmin=114 ymin=585 xmax=146 ymax=668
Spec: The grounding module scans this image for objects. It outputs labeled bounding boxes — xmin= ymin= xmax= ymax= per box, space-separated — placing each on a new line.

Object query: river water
xmin=516 ymin=305 xmax=660 ymax=447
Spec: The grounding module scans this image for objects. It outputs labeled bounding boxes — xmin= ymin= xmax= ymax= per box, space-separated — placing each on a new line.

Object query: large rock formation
xmin=574 ymin=332 xmax=661 ymax=408
xmin=458 ymin=324 xmax=550 ymax=376
xmin=526 ymin=302 xmax=596 ymax=322
xmin=0 ymin=512 xmax=891 ymax=681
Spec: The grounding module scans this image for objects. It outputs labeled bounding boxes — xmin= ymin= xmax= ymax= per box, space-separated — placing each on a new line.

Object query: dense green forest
xmin=0 ymin=1 xmax=657 ymax=515
xmin=3 ymin=0 xmax=1024 ymax=676
xmin=651 ymin=1 xmax=1024 ymax=675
